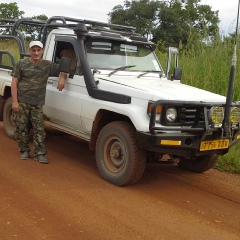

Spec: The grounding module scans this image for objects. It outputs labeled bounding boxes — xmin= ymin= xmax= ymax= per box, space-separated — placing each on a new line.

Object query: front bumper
xmin=136 ymin=100 xmax=240 ymax=159
xmin=135 ymin=130 xmax=233 ymax=159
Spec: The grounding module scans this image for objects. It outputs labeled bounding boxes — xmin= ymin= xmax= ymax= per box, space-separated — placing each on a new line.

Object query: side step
xmin=44 ymin=120 xmax=90 ymax=142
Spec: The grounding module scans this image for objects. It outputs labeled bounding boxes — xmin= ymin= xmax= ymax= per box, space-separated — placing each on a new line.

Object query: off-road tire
xmin=96 ymin=121 xmax=146 ymax=186
xmin=178 ymin=154 xmax=218 ymax=173
xmin=3 ymin=97 xmax=15 ymax=139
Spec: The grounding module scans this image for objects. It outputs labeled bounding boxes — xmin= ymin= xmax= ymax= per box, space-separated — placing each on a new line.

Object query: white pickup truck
xmin=0 ymin=17 xmax=240 ymax=186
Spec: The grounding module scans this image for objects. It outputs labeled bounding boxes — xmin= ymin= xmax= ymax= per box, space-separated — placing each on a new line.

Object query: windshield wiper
xmin=108 ymin=65 xmax=136 ymax=77
xmin=137 ymin=70 xmax=164 ymax=78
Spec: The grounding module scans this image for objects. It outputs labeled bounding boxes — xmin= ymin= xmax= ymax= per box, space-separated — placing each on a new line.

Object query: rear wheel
xmin=96 ymin=121 xmax=146 ymax=186
xmin=178 ymin=154 xmax=218 ymax=173
xmin=3 ymin=97 xmax=15 ymax=139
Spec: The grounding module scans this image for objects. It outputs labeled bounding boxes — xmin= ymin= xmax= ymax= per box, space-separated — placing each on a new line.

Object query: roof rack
xmin=1 ymin=16 xmax=136 ymax=35
xmin=47 ymin=16 xmax=136 ymax=32
xmin=0 ymin=18 xmax=46 ymax=32
xmin=0 ymin=19 xmax=16 ymax=28
xmin=0 ymin=18 xmax=47 ymax=50
xmin=0 ymin=16 xmax=146 ymax=57
xmin=1 ymin=16 xmax=139 ymax=46
xmin=39 ymin=16 xmax=138 ymax=45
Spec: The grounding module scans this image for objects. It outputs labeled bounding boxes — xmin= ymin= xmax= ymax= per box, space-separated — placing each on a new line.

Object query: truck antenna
xmin=223 ymin=0 xmax=240 ymax=137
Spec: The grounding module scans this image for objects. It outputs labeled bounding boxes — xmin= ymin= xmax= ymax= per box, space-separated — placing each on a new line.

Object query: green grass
xmin=180 ymin=40 xmax=240 ymax=100
xmin=181 ymin=39 xmax=240 ymax=173
xmin=0 ymin=40 xmax=21 ymax=61
xmin=216 ymin=143 xmax=240 ymax=174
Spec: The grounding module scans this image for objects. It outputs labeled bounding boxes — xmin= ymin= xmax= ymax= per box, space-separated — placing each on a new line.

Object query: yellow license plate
xmin=200 ymin=139 xmax=229 ymax=151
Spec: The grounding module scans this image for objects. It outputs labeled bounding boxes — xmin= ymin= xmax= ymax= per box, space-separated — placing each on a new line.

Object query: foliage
xmin=216 ymin=143 xmax=240 ymax=174
xmin=108 ymin=0 xmax=220 ymax=49
xmin=154 ymin=0 xmax=220 ymax=48
xmin=0 ymin=2 xmax=47 ymax=40
xmin=178 ymin=33 xmax=240 ymax=101
xmin=0 ymin=39 xmax=20 ymax=62
xmin=0 ymin=2 xmax=24 ymax=34
xmin=0 ymin=2 xmax=24 ymax=19
xmin=108 ymin=0 xmax=160 ymax=39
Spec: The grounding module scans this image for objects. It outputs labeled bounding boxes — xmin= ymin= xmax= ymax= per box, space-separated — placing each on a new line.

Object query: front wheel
xmin=178 ymin=154 xmax=218 ymax=173
xmin=3 ymin=97 xmax=15 ymax=139
xmin=96 ymin=121 xmax=146 ymax=186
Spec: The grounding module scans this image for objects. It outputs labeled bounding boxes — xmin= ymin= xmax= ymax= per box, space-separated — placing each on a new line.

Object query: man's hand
xmin=58 ymin=72 xmax=67 ymax=91
xmin=57 ymin=78 xmax=65 ymax=91
xmin=12 ymin=101 xmax=20 ymax=112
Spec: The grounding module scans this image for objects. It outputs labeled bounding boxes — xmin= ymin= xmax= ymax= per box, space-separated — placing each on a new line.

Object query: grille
xmin=179 ymin=107 xmax=205 ymax=127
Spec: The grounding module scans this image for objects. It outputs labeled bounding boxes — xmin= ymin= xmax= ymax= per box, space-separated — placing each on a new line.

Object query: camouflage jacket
xmin=11 ymin=58 xmax=59 ymax=105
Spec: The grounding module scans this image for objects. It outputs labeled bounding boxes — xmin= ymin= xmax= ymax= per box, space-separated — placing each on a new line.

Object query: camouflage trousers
xmin=12 ymin=102 xmax=46 ymax=155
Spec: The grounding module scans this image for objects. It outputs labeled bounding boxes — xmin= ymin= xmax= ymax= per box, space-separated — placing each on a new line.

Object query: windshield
xmin=86 ymin=39 xmax=162 ymax=72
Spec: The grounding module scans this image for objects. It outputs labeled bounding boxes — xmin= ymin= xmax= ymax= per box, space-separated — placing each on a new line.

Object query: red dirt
xmin=0 ymin=122 xmax=240 ymax=240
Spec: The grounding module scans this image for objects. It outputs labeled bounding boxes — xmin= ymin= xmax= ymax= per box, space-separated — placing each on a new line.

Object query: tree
xmin=0 ymin=2 xmax=25 ymax=34
xmin=0 ymin=2 xmax=24 ymax=19
xmin=152 ymin=1 xmax=188 ymax=48
xmin=108 ymin=0 xmax=160 ymax=39
xmin=153 ymin=0 xmax=219 ymax=48
xmin=0 ymin=2 xmax=48 ymax=39
xmin=108 ymin=0 xmax=220 ymax=49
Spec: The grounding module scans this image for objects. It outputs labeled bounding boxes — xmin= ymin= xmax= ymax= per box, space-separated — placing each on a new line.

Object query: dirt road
xmin=0 ymin=122 xmax=240 ymax=240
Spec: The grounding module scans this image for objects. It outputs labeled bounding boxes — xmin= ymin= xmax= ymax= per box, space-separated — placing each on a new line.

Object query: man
xmin=11 ymin=40 xmax=66 ymax=164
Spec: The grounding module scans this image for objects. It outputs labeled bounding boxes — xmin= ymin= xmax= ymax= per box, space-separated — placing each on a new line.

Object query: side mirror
xmin=59 ymin=57 xmax=71 ymax=73
xmin=171 ymin=67 xmax=182 ymax=80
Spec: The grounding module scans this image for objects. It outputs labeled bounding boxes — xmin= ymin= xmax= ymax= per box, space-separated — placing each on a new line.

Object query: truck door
xmin=44 ymin=39 xmax=86 ymax=132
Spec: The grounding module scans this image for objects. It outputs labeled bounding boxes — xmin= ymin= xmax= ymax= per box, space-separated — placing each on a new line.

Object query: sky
xmin=201 ymin=0 xmax=239 ymax=35
xmin=2 ymin=0 xmax=239 ymax=35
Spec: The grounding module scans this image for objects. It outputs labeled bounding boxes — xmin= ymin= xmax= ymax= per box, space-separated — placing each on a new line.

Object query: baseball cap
xmin=29 ymin=40 xmax=43 ymax=48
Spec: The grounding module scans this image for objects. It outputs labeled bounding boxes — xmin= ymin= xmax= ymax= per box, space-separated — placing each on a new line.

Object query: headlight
xmin=166 ymin=107 xmax=177 ymax=123
xmin=208 ymin=106 xmax=224 ymax=125
xmin=230 ymin=107 xmax=240 ymax=123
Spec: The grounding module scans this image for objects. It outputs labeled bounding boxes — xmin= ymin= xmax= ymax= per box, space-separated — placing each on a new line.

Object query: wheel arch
xmin=89 ymin=109 xmax=134 ymax=150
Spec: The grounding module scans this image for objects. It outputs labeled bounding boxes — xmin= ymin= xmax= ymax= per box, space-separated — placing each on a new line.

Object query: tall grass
xmin=0 ymin=39 xmax=21 ymax=61
xmin=180 ymin=37 xmax=240 ymax=100
xmin=155 ymin=34 xmax=240 ymax=174
xmin=215 ymin=143 xmax=240 ymax=174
